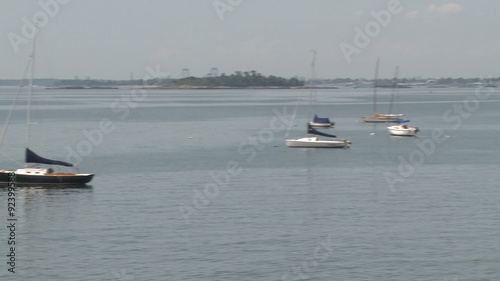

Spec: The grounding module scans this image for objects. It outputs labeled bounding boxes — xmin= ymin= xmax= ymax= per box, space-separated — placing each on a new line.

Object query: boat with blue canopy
xmin=308 ymin=114 xmax=335 ymax=127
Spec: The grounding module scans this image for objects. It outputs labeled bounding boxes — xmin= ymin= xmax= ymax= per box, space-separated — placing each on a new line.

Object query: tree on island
xmin=174 ymin=71 xmax=303 ymax=87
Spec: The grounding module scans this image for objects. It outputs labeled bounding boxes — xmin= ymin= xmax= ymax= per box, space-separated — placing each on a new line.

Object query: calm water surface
xmin=0 ymin=86 xmax=499 ymax=280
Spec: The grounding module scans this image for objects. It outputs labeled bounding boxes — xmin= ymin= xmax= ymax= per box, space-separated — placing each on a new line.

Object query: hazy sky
xmin=1 ymin=0 xmax=499 ymax=80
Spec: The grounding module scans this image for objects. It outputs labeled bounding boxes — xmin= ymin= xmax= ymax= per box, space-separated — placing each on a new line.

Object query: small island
xmin=46 ymin=70 xmax=305 ymax=89
xmin=167 ymin=71 xmax=304 ymax=89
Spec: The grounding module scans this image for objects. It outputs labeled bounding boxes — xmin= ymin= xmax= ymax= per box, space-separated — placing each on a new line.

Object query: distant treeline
xmin=173 ymin=71 xmax=303 ymax=87
xmin=316 ymin=77 xmax=500 ymax=86
xmin=1 ymin=74 xmax=499 ymax=88
xmin=14 ymin=70 xmax=304 ymax=88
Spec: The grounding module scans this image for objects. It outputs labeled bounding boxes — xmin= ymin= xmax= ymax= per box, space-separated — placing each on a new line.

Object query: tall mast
xmin=372 ymin=57 xmax=380 ymax=114
xmin=25 ymin=25 xmax=38 ymax=167
xmin=388 ymin=66 xmax=399 ymax=114
xmin=307 ymin=50 xmax=317 ymax=121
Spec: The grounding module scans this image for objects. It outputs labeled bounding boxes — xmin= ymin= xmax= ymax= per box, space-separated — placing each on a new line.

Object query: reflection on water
xmin=0 ymin=184 xmax=93 ymax=224
xmin=0 ymin=87 xmax=499 ymax=280
xmin=0 ymin=183 xmax=93 ymax=191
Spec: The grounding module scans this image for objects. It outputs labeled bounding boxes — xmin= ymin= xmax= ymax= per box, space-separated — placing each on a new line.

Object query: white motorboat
xmin=387 ymin=124 xmax=419 ymax=136
xmin=286 ymin=124 xmax=350 ymax=148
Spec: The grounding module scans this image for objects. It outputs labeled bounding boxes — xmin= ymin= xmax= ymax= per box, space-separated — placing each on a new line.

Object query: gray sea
xmin=0 ymin=86 xmax=499 ymax=280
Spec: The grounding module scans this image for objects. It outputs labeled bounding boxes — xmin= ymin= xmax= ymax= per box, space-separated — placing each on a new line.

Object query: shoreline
xmin=43 ymin=85 xmax=338 ymax=90
xmin=135 ymin=85 xmax=339 ymax=90
xmin=46 ymin=85 xmax=339 ymax=90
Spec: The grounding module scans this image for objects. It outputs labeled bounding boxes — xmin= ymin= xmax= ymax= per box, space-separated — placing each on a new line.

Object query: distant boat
xmin=361 ymin=112 xmax=408 ymax=123
xmin=285 ymin=124 xmax=350 ymax=148
xmin=0 ymin=24 xmax=94 ymax=185
xmin=387 ymin=124 xmax=419 ymax=136
xmin=361 ymin=58 xmax=408 ymax=123
xmin=308 ymin=114 xmax=335 ymax=127
xmin=285 ymin=52 xmax=349 ymax=148
xmin=306 ymin=51 xmax=334 ymax=128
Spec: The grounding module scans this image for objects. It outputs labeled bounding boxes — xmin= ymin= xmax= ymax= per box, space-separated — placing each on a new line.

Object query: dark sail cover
xmin=25 ymin=148 xmax=73 ymax=167
xmin=313 ymin=115 xmax=331 ymax=124
xmin=307 ymin=124 xmax=337 ymax=138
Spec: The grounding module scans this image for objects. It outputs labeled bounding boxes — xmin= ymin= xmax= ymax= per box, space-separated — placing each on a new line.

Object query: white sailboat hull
xmin=286 ymin=137 xmax=350 ymax=148
xmin=0 ymin=169 xmax=93 ymax=185
xmin=387 ymin=125 xmax=419 ymax=136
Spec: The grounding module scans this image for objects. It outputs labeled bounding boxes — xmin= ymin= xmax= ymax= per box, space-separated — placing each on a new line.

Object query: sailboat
xmin=386 ymin=66 xmax=405 ymax=117
xmin=306 ymin=51 xmax=334 ymax=128
xmin=0 ymin=25 xmax=94 ymax=185
xmin=361 ymin=58 xmax=408 ymax=123
xmin=285 ymin=51 xmax=350 ymax=148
